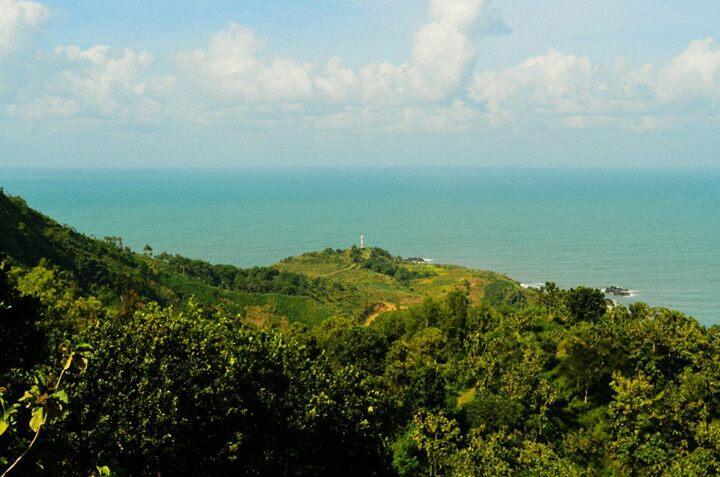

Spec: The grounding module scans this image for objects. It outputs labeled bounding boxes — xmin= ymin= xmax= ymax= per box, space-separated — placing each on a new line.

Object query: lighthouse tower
xmin=360 ymin=234 xmax=366 ymax=249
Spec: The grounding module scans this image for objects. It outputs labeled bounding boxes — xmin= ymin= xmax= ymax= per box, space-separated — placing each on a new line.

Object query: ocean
xmin=2 ymin=167 xmax=718 ymax=325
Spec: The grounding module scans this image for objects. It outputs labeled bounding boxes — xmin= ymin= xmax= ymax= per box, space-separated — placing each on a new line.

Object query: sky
xmin=1 ymin=0 xmax=720 ymax=168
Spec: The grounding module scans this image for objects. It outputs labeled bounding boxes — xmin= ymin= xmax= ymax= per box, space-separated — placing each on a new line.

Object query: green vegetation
xmin=2 ymin=190 xmax=720 ymax=475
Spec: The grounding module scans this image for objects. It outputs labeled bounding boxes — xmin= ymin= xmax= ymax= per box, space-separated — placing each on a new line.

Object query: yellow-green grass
xmin=457 ymin=387 xmax=477 ymax=406
xmin=276 ymin=250 xmax=533 ymax=315
xmin=276 ymin=253 xmax=347 ymax=277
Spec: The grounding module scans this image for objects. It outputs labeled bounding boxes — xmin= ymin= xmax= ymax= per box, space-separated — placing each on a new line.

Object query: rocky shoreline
xmin=604 ymin=286 xmax=633 ymax=297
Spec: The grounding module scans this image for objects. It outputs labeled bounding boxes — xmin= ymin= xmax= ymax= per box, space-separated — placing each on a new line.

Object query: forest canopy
xmin=1 ymin=190 xmax=719 ymax=476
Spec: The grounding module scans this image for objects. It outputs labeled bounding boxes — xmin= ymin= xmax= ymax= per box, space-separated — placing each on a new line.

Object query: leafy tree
xmin=608 ymin=372 xmax=669 ymax=474
xmin=539 ymin=282 xmax=565 ymax=317
xmin=0 ymin=264 xmax=45 ymax=372
xmin=556 ymin=320 xmax=625 ymax=403
xmin=407 ymin=410 xmax=460 ymax=477
xmin=1 ymin=342 xmax=90 ymax=476
xmin=313 ymin=317 xmax=390 ymax=375
xmin=441 ymin=291 xmax=468 ymax=346
xmin=463 ymin=391 xmax=524 ymax=431
xmin=43 ymin=303 xmax=392 ymax=476
xmin=565 ymin=287 xmax=606 ymax=323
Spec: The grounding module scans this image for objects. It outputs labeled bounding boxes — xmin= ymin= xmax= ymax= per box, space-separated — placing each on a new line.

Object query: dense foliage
xmin=2 ymin=191 xmax=720 ymax=476
xmin=156 ymin=253 xmax=346 ymax=297
xmin=355 ymin=247 xmax=435 ymax=283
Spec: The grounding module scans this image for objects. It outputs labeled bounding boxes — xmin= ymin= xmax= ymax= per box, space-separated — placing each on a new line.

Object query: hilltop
xmin=278 ymin=248 xmax=529 ymax=314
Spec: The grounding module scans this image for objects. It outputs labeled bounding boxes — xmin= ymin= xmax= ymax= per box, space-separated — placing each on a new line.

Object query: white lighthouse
xmin=360 ymin=234 xmax=365 ymax=249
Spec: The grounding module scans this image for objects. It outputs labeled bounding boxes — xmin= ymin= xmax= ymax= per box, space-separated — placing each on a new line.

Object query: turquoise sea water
xmin=2 ymin=168 xmax=718 ymax=325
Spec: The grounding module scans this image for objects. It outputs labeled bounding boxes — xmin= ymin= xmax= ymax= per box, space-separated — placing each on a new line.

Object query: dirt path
xmin=363 ymin=302 xmax=398 ymax=326
xmin=319 ymin=267 xmax=350 ymax=278
xmin=318 ymin=263 xmax=357 ymax=278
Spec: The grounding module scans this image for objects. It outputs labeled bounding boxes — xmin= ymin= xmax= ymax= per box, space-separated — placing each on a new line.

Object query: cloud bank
xmin=3 ymin=0 xmax=720 ymax=136
xmin=469 ymin=38 xmax=720 ymax=130
xmin=175 ymin=0 xmax=485 ymax=105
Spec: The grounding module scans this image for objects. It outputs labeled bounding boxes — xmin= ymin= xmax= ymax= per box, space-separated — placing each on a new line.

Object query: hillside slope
xmin=278 ymin=248 xmax=531 ymax=313
xmin=0 ymin=191 xmax=531 ymax=326
xmin=0 ymin=192 xmax=161 ymax=299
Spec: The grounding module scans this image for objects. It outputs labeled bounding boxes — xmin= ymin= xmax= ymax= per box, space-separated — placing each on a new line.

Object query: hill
xmin=0 ymin=190 xmax=530 ymax=327
xmin=277 ymin=248 xmax=530 ymax=315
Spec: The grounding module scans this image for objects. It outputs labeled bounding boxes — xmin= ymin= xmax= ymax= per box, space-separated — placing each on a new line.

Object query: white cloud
xmin=6 ymin=95 xmax=77 ymax=119
xmin=0 ymin=0 xmax=48 ymax=56
xmin=55 ymin=45 xmax=174 ymax=115
xmin=468 ymin=39 xmax=720 ymax=130
xmin=406 ymin=0 xmax=484 ymax=100
xmin=7 ymin=44 xmax=175 ymax=121
xmin=55 ymin=45 xmax=174 ymax=117
xmin=313 ymin=58 xmax=358 ymax=102
xmin=655 ymin=37 xmax=720 ymax=102
xmin=176 ymin=24 xmax=315 ymax=102
xmin=2 ymin=0 xmax=491 ymax=129
xmin=176 ymin=0 xmax=486 ymax=105
xmin=398 ymin=99 xmax=481 ymax=132
xmin=469 ymin=50 xmax=613 ymax=125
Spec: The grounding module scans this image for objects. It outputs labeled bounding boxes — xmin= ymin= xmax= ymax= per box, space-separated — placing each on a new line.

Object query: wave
xmin=521 ymin=282 xmax=545 ymax=290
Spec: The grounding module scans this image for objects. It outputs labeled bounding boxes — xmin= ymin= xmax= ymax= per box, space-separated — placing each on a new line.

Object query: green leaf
xmin=62 ymin=354 xmax=74 ymax=371
xmin=29 ymin=407 xmax=46 ymax=432
xmin=19 ymin=391 xmax=33 ymax=402
xmin=75 ymin=343 xmax=93 ymax=351
xmin=51 ymin=390 xmax=69 ymax=404
xmin=0 ymin=416 xmax=8 ymax=436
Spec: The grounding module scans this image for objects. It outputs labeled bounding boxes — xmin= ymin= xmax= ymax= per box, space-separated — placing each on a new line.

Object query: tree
xmin=313 ymin=317 xmax=390 ymax=375
xmin=408 ymin=410 xmax=460 ymax=477
xmin=415 ymin=298 xmax=444 ymax=328
xmin=556 ymin=320 xmax=624 ymax=403
xmin=1 ymin=342 xmax=91 ymax=477
xmin=447 ymin=427 xmax=520 ymax=477
xmin=608 ymin=372 xmax=668 ymax=474
xmin=44 ymin=303 xmax=393 ymax=476
xmin=349 ymin=245 xmax=363 ymax=263
xmin=442 ymin=291 xmax=468 ymax=346
xmin=539 ymin=282 xmax=564 ymax=318
xmin=565 ymin=287 xmax=606 ymax=323
xmin=0 ymin=264 xmax=45 ymax=372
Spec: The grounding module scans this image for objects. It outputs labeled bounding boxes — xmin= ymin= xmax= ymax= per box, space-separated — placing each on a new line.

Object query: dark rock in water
xmin=405 ymin=257 xmax=429 ymax=263
xmin=605 ymin=286 xmax=632 ymax=296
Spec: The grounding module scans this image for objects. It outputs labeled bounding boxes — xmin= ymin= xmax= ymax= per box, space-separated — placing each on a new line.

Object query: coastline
xmin=1 ymin=168 xmax=716 ymax=324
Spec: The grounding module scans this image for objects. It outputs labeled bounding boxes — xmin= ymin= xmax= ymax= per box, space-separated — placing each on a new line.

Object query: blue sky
xmin=1 ymin=0 xmax=719 ymax=168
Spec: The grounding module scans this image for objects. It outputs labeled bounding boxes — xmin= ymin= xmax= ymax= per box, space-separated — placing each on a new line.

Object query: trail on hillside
xmin=363 ymin=302 xmax=398 ymax=326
